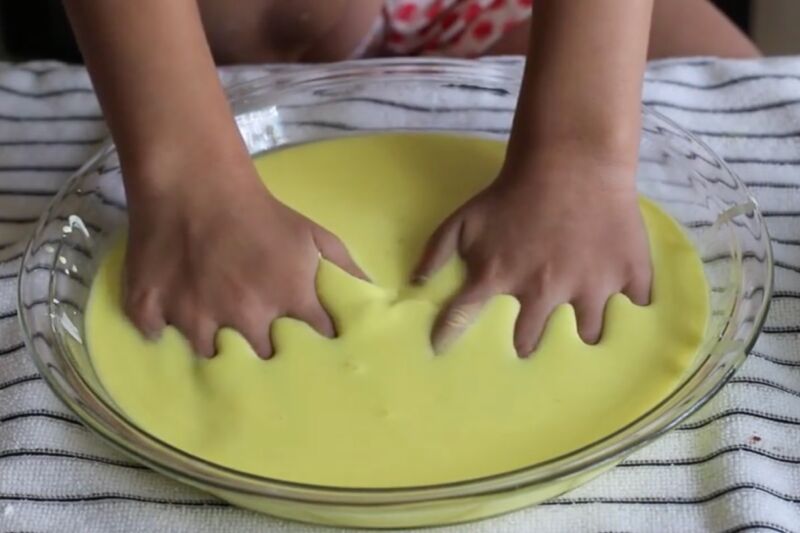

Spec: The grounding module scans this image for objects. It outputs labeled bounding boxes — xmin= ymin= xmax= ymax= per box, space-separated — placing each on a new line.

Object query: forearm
xmin=64 ymin=0 xmax=249 ymax=197
xmin=508 ymin=0 xmax=654 ymax=169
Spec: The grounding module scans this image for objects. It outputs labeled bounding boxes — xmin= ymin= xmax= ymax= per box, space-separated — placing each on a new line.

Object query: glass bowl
xmin=18 ymin=59 xmax=773 ymax=529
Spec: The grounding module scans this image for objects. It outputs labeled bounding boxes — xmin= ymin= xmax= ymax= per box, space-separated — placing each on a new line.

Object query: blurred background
xmin=0 ymin=0 xmax=797 ymax=61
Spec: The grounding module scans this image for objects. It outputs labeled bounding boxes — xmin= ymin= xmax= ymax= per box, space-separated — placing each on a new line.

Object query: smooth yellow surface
xmin=86 ymin=133 xmax=709 ymax=488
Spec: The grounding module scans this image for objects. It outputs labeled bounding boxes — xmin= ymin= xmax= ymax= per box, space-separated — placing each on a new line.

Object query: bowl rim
xmin=18 ymin=58 xmax=774 ymax=506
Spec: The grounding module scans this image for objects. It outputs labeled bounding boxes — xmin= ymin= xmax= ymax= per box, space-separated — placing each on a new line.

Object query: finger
xmin=228 ymin=311 xmax=275 ymax=360
xmin=622 ymin=269 xmax=652 ymax=306
xmin=304 ymin=301 xmax=337 ymax=338
xmin=171 ymin=311 xmax=218 ymax=358
xmin=572 ymin=294 xmax=609 ymax=345
xmin=432 ymin=279 xmax=494 ymax=354
xmin=288 ymin=294 xmax=336 ymax=338
xmin=313 ymin=228 xmax=369 ymax=281
xmin=513 ymin=296 xmax=556 ymax=358
xmin=411 ymin=214 xmax=462 ymax=284
xmin=123 ymin=285 xmax=166 ymax=340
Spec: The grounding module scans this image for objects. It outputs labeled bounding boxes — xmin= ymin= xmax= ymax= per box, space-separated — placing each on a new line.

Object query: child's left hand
xmin=413 ymin=151 xmax=652 ymax=356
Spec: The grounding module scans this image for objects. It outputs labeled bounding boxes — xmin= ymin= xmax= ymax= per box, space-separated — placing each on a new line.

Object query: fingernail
xmin=516 ymin=344 xmax=533 ymax=359
xmin=432 ymin=329 xmax=460 ymax=354
xmin=411 ymin=274 xmax=428 ymax=285
xmin=432 ymin=305 xmax=476 ymax=354
xmin=143 ymin=330 xmax=161 ymax=342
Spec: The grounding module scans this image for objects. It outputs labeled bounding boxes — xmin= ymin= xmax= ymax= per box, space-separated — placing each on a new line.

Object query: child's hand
xmin=123 ymin=158 xmax=366 ymax=359
xmin=413 ymin=153 xmax=651 ymax=356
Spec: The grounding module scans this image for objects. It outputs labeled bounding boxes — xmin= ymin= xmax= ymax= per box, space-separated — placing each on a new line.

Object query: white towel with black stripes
xmin=1 ymin=57 xmax=800 ymax=533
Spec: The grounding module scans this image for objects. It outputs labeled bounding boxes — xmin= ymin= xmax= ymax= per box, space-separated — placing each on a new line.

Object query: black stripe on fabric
xmin=751 ymin=350 xmax=800 ymax=367
xmin=769 ymin=290 xmax=800 ymax=299
xmin=647 ymin=59 xmax=715 ymax=71
xmin=0 ymin=409 xmax=82 ymax=427
xmin=729 ymin=377 xmax=800 ymax=399
xmin=0 ymin=342 xmax=25 ymax=357
xmin=0 ymin=493 xmax=226 ymax=507
xmin=760 ymin=210 xmax=800 ymax=218
xmin=643 ymin=98 xmax=800 ymax=114
xmin=0 ymin=220 xmax=103 ymax=269
xmin=0 ymin=188 xmax=57 ymax=197
xmin=703 ymin=251 xmax=766 ymax=265
xmin=546 ymin=482 xmax=800 ymax=506
xmin=44 ymin=215 xmax=104 ymax=233
xmin=695 ymin=129 xmax=800 ymax=140
xmin=646 ymin=73 xmax=800 ymax=90
xmin=0 ymin=374 xmax=40 ymax=392
xmin=773 ymin=289 xmax=800 ymax=306
xmin=710 ymin=286 xmax=764 ymax=302
xmin=0 ymin=216 xmax=39 ymax=224
xmin=721 ymin=523 xmax=794 ymax=533
xmin=762 ymin=325 xmax=800 ymax=334
xmin=772 ymin=238 xmax=800 ymax=247
xmin=284 ymin=119 xmax=511 ymax=135
xmin=12 ymin=64 xmax=74 ymax=75
xmin=620 ymin=445 xmax=800 ymax=468
xmin=19 ymin=265 xmax=89 ymax=288
xmin=22 ymin=297 xmax=84 ymax=315
xmin=0 ymin=85 xmax=93 ymax=98
xmin=73 ymin=188 xmax=126 ymax=211
xmin=96 ymin=165 xmax=120 ymax=176
xmin=27 ymin=238 xmax=93 ymax=260
xmin=0 ymin=308 xmax=17 ymax=320
xmin=0 ymin=113 xmax=102 ymax=122
xmin=441 ymin=82 xmax=511 ymax=96
xmin=0 ymin=138 xmax=102 ymax=146
xmin=0 ymin=165 xmax=78 ymax=173
xmin=678 ymin=409 xmax=800 ymax=431
xmin=3 ymin=484 xmax=798 ymax=508
xmin=285 ymin=96 xmax=515 ymax=114
xmin=0 ymin=448 xmax=145 ymax=470
xmin=774 ymin=261 xmax=800 ymax=276
xmin=744 ymin=182 xmax=800 ymax=190
xmin=729 ymin=157 xmax=800 ymax=166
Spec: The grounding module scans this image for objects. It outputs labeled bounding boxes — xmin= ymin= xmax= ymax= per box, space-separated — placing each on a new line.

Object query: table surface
xmin=0 ymin=57 xmax=799 ymax=533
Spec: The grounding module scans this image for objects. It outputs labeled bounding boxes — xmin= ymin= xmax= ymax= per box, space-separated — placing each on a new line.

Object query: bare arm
xmin=418 ymin=1 xmax=654 ymax=354
xmin=65 ymin=1 xmax=365 ymax=358
xmin=509 ymin=0 xmax=653 ymax=169
xmin=64 ymin=0 xmax=247 ymax=193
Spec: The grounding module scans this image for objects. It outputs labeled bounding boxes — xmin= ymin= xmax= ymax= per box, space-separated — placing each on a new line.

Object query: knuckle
xmin=529 ymin=262 xmax=558 ymax=292
xmin=473 ymin=257 xmax=504 ymax=286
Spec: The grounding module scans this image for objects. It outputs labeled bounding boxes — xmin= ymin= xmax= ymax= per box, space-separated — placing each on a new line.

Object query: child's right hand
xmin=122 ymin=155 xmax=367 ymax=359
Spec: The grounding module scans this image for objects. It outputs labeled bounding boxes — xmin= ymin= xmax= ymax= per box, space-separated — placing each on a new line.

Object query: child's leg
xmin=487 ymin=0 xmax=760 ymax=59
xmin=648 ymin=0 xmax=760 ymax=58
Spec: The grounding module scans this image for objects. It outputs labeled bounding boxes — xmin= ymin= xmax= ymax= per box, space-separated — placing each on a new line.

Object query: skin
xmin=416 ymin=0 xmax=654 ymax=353
xmin=64 ymin=0 xmax=759 ymax=359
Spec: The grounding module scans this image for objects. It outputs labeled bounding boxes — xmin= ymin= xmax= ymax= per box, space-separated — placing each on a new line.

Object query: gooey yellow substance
xmin=86 ymin=134 xmax=708 ymax=488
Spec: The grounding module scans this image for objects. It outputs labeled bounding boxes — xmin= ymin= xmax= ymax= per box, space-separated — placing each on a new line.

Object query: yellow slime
xmin=86 ymin=134 xmax=708 ymax=488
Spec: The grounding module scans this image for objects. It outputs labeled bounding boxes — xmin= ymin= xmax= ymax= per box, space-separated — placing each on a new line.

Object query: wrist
xmin=122 ymin=129 xmax=253 ymax=194
xmin=497 ymin=139 xmax=639 ymax=195
xmin=122 ymin=138 xmax=265 ymax=221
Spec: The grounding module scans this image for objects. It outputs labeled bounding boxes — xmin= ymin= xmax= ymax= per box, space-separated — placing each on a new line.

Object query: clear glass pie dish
xmin=18 ymin=59 xmax=772 ymax=529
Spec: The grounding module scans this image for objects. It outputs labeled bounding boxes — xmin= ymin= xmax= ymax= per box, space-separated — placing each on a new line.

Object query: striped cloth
xmin=1 ymin=57 xmax=800 ymax=533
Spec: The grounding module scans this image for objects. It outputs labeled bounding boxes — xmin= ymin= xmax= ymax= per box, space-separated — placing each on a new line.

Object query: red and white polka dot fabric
xmin=382 ymin=0 xmax=532 ymax=57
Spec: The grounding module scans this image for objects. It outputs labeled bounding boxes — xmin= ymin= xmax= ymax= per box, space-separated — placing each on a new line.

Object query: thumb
xmin=411 ymin=214 xmax=463 ymax=285
xmin=313 ymin=227 xmax=369 ymax=281
xmin=431 ymin=278 xmax=494 ymax=354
